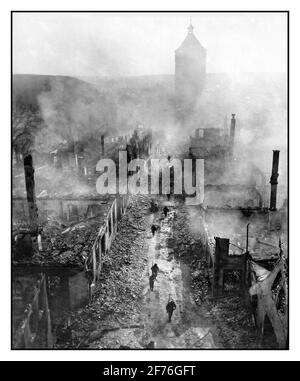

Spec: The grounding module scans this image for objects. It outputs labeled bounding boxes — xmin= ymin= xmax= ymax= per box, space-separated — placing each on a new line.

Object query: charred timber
xmin=23 ymin=154 xmax=38 ymax=231
xmin=269 ymin=150 xmax=280 ymax=211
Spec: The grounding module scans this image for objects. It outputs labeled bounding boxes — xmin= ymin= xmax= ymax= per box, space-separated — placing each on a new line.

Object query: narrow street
xmin=139 ymin=201 xmax=219 ymax=348
xmin=85 ymin=197 xmax=220 ymax=349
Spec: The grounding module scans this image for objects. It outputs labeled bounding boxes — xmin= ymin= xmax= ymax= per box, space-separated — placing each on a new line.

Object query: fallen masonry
xmin=172 ymin=205 xmax=287 ymax=349
xmin=12 ymin=191 xmax=288 ymax=349
xmin=12 ymin=191 xmax=130 ymax=348
xmin=55 ymin=195 xmax=151 ymax=348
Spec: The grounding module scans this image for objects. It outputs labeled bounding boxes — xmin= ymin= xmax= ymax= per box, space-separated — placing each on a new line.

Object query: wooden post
xmin=23 ymin=154 xmax=38 ymax=230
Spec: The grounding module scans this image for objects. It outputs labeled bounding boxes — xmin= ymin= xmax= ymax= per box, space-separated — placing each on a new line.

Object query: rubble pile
xmin=13 ymin=195 xmax=114 ymax=266
xmin=172 ymin=206 xmax=265 ymax=348
xmin=55 ymin=195 xmax=151 ymax=348
xmin=13 ymin=217 xmax=105 ymax=267
xmin=41 ymin=217 xmax=106 ymax=266
xmin=206 ymin=297 xmax=260 ymax=348
xmin=172 ymin=207 xmax=210 ymax=303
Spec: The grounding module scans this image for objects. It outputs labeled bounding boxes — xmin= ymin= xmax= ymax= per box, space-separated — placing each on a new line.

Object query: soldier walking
xmin=151 ymin=224 xmax=158 ymax=237
xmin=149 ymin=274 xmax=156 ymax=291
xmin=166 ymin=298 xmax=177 ymax=322
xmin=151 ymin=263 xmax=159 ymax=278
xmin=163 ymin=206 xmax=169 ymax=218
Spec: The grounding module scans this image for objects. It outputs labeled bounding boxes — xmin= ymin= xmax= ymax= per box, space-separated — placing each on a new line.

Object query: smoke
xmin=186 ymin=72 xmax=287 ymax=199
xmin=13 ymin=69 xmax=287 ymax=207
xmin=36 ymin=76 xmax=120 ymax=150
xmin=34 ymin=59 xmax=287 ymax=191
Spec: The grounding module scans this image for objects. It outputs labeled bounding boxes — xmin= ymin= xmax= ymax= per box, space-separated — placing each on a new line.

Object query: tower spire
xmin=188 ymin=18 xmax=194 ymax=34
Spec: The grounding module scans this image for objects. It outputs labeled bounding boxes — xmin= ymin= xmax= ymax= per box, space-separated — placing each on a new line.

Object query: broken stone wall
xmin=86 ymin=196 xmax=129 ymax=292
xmin=12 ymin=198 xmax=111 ymax=225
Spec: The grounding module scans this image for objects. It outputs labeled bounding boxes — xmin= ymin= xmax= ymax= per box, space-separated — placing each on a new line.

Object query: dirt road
xmin=92 ymin=199 xmax=220 ymax=349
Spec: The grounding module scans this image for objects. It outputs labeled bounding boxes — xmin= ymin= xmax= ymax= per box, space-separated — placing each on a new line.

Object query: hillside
xmin=13 ymin=74 xmax=101 ymax=110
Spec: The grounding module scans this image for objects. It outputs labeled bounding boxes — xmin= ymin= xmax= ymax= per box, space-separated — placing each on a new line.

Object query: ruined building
xmin=175 ymin=22 xmax=206 ymax=117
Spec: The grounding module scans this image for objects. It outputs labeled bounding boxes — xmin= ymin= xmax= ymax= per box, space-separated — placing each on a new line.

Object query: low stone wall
xmin=86 ymin=195 xmax=129 ymax=294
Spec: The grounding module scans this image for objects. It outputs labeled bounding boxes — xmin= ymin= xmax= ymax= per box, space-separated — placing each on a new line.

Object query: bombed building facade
xmin=12 ymin=14 xmax=288 ymax=350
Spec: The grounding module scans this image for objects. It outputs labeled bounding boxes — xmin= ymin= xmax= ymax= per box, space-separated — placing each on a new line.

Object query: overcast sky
xmin=13 ymin=12 xmax=287 ymax=77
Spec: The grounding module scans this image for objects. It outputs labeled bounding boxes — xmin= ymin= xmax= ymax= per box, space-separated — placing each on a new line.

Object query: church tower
xmin=175 ymin=22 xmax=206 ymax=115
